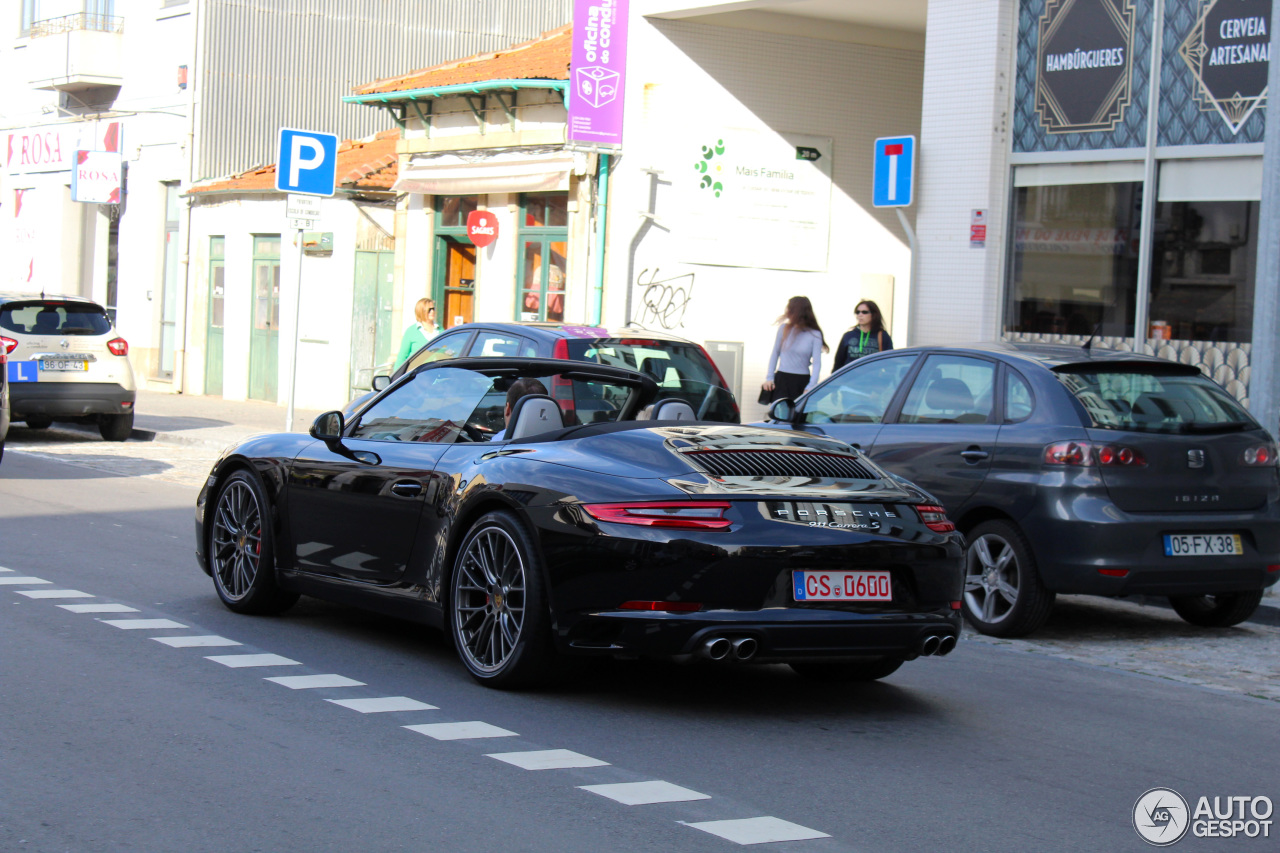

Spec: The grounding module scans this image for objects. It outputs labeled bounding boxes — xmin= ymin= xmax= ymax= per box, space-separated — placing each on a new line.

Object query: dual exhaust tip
xmin=920 ymin=634 xmax=957 ymax=657
xmin=700 ymin=635 xmax=757 ymax=662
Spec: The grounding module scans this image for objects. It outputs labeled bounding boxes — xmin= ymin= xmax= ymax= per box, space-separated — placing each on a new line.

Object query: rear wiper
xmin=1180 ymin=421 xmax=1251 ymax=434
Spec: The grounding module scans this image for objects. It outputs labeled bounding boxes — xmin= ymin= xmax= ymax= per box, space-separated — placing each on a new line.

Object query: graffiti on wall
xmin=635 ymin=268 xmax=694 ymax=329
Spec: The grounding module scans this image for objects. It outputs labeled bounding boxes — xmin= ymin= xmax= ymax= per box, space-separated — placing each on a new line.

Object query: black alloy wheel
xmin=209 ymin=470 xmax=298 ymax=614
xmin=788 ymin=658 xmax=903 ymax=682
xmin=99 ymin=412 xmax=133 ymax=442
xmin=1168 ymin=590 xmax=1264 ymax=628
xmin=962 ymin=519 xmax=1055 ymax=637
xmin=450 ymin=511 xmax=554 ymax=688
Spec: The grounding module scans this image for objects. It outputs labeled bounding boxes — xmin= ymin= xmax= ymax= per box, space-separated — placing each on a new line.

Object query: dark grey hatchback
xmin=758 ymin=342 xmax=1280 ymax=636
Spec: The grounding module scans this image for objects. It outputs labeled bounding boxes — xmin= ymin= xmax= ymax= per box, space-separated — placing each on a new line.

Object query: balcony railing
xmin=29 ymin=13 xmax=124 ymax=38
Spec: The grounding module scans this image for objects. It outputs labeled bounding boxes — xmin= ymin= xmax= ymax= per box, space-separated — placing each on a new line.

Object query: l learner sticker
xmin=6 ymin=360 xmax=38 ymax=382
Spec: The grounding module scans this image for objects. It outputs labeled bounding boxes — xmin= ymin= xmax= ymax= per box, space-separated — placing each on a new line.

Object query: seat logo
xmin=1187 ymin=449 xmax=1205 ymax=469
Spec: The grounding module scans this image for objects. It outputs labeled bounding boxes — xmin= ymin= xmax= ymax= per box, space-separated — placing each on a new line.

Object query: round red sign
xmin=467 ymin=210 xmax=499 ymax=248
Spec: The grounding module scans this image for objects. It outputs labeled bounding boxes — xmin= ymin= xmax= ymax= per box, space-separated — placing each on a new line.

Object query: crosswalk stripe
xmin=682 ymin=817 xmax=830 ymax=845
xmin=579 ymin=781 xmax=710 ymax=805
xmin=266 ymin=674 xmax=366 ymax=690
xmin=404 ymin=721 xmax=517 ymax=740
xmin=326 ymin=697 xmax=438 ymax=713
xmin=205 ymin=653 xmax=301 ymax=668
xmin=486 ymin=749 xmax=609 ymax=770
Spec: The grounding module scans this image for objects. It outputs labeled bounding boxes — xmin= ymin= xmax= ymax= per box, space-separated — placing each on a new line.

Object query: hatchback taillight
xmin=1241 ymin=444 xmax=1278 ymax=466
xmin=106 ymin=337 xmax=129 ymax=356
xmin=0 ymin=335 xmax=16 ymax=355
xmin=914 ymin=504 xmax=955 ymax=533
xmin=582 ymin=501 xmax=733 ymax=530
xmin=1043 ymin=441 xmax=1146 ymax=467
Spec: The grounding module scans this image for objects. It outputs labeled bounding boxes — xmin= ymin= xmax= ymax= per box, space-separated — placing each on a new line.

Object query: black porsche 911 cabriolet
xmin=195 ymin=358 xmax=964 ymax=688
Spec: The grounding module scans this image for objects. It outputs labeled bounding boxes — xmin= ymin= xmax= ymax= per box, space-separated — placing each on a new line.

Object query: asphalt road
xmin=2 ymin=445 xmax=1278 ymax=853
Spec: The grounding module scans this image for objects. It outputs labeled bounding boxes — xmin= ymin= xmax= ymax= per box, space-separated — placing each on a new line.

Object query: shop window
xmin=1149 ymin=200 xmax=1257 ymax=344
xmin=1005 ymin=182 xmax=1141 ymax=338
xmin=517 ymin=192 xmax=568 ymax=322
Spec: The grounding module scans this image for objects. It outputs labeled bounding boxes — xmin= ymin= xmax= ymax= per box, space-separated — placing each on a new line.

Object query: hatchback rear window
xmin=1055 ymin=366 xmax=1256 ymax=433
xmin=563 ymin=338 xmax=739 ymax=422
xmin=0 ymin=301 xmax=112 ymax=336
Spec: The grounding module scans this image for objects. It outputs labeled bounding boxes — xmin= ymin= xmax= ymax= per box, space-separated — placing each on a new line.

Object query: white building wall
xmin=608 ymin=16 xmax=924 ymax=418
xmin=913 ymin=0 xmax=1017 ymax=345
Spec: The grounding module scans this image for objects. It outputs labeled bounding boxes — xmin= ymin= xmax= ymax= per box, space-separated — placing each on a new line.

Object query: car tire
xmin=1168 ymin=590 xmax=1263 ymax=628
xmin=99 ymin=412 xmax=133 ymax=442
xmin=788 ymin=658 xmax=903 ymax=682
xmin=450 ymin=511 xmax=555 ymax=689
xmin=208 ymin=470 xmax=299 ymax=615
xmin=24 ymin=415 xmax=52 ymax=429
xmin=962 ymin=519 xmax=1055 ymax=637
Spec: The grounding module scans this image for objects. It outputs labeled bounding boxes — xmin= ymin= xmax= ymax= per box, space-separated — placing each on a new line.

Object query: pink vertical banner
xmin=568 ymin=0 xmax=629 ymax=147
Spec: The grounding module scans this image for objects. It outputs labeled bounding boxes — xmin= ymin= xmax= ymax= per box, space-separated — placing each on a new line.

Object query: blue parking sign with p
xmin=276 ymin=128 xmax=338 ymax=196
xmin=873 ymin=135 xmax=916 ymax=208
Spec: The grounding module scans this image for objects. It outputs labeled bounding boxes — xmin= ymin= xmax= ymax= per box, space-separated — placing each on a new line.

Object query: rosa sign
xmin=568 ymin=0 xmax=629 ymax=147
xmin=71 ymin=150 xmax=123 ymax=204
xmin=467 ymin=210 xmax=499 ymax=248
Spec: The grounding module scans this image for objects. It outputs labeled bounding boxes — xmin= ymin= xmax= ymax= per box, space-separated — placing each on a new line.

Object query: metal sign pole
xmin=285 ymin=226 xmax=304 ymax=432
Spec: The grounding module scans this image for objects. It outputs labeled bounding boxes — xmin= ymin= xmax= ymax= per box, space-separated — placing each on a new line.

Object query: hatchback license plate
xmin=1163 ymin=533 xmax=1243 ymax=557
xmin=39 ymin=358 xmax=86 ymax=372
xmin=793 ymin=570 xmax=892 ymax=602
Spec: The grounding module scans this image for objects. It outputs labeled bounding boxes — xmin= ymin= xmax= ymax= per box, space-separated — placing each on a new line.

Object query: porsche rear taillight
xmin=914 ymin=504 xmax=955 ymax=533
xmin=582 ymin=501 xmax=733 ymax=530
xmin=107 ymin=337 xmax=129 ymax=356
xmin=0 ymin=335 xmax=16 ymax=355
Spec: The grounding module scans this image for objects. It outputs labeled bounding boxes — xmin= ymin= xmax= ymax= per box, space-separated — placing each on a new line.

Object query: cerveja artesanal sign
xmin=1179 ymin=0 xmax=1272 ymax=135
xmin=1035 ymin=0 xmax=1137 ymax=134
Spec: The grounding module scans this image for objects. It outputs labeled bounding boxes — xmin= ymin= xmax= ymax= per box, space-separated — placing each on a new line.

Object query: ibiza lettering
xmin=1045 ymin=48 xmax=1125 ymax=73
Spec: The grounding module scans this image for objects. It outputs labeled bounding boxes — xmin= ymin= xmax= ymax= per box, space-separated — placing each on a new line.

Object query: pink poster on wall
xmin=12 ymin=188 xmax=36 ymax=287
xmin=568 ymin=0 xmax=629 ymax=147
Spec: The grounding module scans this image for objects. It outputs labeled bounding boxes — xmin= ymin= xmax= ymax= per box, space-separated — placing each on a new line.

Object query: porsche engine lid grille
xmin=684 ymin=449 xmax=880 ymax=480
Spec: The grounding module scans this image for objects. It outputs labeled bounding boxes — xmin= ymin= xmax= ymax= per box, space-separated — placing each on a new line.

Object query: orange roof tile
xmin=354 ymin=25 xmax=571 ymax=97
xmin=190 ymin=129 xmax=399 ymax=195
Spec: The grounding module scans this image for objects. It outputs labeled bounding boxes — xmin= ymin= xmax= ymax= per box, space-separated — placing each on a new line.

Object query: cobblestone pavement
xmin=7 ymin=424 xmax=1280 ymax=703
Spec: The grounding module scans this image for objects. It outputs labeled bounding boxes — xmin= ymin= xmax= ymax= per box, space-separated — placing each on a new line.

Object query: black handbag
xmin=757 ymin=387 xmax=772 ymax=405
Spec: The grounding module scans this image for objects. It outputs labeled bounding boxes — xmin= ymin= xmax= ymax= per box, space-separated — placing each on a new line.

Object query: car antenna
xmin=1082 ymin=322 xmax=1102 ymax=354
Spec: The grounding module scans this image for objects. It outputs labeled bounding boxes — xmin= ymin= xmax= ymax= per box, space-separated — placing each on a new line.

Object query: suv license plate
xmin=39 ymin=359 xmax=87 ymax=372
xmin=1163 ymin=533 xmax=1243 ymax=557
xmin=793 ymin=570 xmax=892 ymax=602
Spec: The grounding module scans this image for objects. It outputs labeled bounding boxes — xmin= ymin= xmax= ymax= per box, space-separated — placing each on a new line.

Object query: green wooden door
xmin=205 ymin=237 xmax=225 ymax=397
xmin=350 ymin=250 xmax=396 ymax=393
xmin=248 ymin=235 xmax=281 ymax=402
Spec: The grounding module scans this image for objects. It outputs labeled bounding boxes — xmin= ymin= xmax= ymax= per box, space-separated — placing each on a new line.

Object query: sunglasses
xmin=855 ymin=309 xmax=872 ymax=315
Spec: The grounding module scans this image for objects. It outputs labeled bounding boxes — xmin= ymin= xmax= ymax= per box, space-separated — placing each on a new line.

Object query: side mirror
xmin=769 ymin=398 xmax=797 ymax=424
xmin=371 ymin=374 xmax=391 ymax=392
xmin=309 ymin=411 xmax=345 ymax=442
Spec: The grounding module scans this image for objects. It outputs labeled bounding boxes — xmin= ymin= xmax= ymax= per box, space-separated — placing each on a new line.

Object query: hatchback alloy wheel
xmin=962 ymin=519 xmax=1054 ymax=637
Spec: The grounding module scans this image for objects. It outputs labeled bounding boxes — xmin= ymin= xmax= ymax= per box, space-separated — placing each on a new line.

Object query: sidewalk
xmin=118 ymin=390 xmax=324 ymax=450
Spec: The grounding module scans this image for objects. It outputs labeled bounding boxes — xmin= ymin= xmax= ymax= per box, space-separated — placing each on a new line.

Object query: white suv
xmin=0 ymin=293 xmax=137 ymax=441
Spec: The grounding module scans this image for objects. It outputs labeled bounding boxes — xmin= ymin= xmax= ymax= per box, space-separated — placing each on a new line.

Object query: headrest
xmin=507 ymin=394 xmax=564 ymax=439
xmin=646 ymin=398 xmax=696 ymax=421
xmin=33 ymin=309 xmax=60 ymax=333
xmin=924 ymin=378 xmax=974 ymax=412
xmin=639 ymin=357 xmax=670 ymax=381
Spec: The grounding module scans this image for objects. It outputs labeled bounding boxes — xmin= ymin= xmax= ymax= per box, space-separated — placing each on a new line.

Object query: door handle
xmin=960 ymin=449 xmax=989 ymax=463
xmin=390 ymin=481 xmax=423 ymax=498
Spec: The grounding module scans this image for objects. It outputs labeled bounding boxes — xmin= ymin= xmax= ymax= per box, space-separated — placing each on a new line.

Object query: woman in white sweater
xmin=761 ymin=296 xmax=829 ymax=404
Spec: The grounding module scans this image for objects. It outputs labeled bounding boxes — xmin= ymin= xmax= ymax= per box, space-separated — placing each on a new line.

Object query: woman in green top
xmin=395 ymin=297 xmax=442 ymax=368
xmin=832 ymin=299 xmax=893 ymax=371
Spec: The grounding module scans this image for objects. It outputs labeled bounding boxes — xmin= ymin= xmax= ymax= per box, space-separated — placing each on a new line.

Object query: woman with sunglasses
xmin=833 ymin=299 xmax=893 ymax=371
xmin=761 ymin=296 xmax=829 ymax=404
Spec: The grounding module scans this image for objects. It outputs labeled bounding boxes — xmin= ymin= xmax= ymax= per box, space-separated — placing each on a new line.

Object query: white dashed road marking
xmin=16 ymin=589 xmax=94 ymax=599
xmin=325 ymin=697 xmax=438 ymax=713
xmin=404 ymin=721 xmax=518 ymax=741
xmin=266 ymin=674 xmax=366 ymax=690
xmin=683 ymin=817 xmax=831 ymax=845
xmin=102 ymin=618 xmax=187 ymax=630
xmin=580 ymin=781 xmax=711 ymax=805
xmin=57 ymin=603 xmax=139 ymax=613
xmin=205 ymin=653 xmax=301 ymax=668
xmin=487 ymin=749 xmax=610 ymax=771
xmin=0 ymin=577 xmax=52 ymax=585
xmin=152 ymin=635 xmax=242 ymax=648
xmin=0 ymin=567 xmax=12 ymax=572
